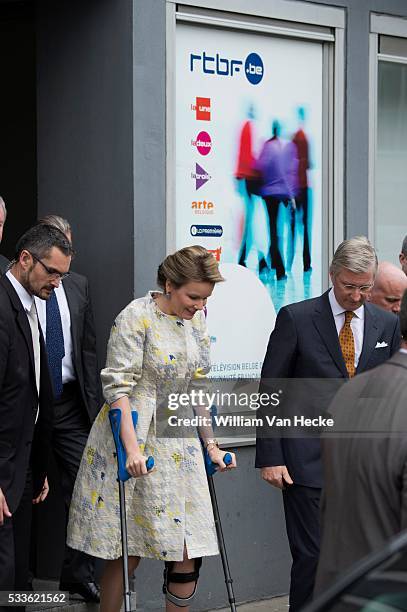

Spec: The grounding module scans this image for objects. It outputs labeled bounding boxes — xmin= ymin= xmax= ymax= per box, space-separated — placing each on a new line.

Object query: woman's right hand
xmin=125 ymin=452 xmax=150 ymax=478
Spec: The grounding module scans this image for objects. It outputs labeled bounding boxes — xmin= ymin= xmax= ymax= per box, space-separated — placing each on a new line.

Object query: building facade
xmin=1 ymin=0 xmax=407 ymax=608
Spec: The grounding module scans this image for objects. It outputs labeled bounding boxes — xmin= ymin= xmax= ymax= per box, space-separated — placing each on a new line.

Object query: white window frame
xmin=368 ymin=13 xmax=407 ymax=241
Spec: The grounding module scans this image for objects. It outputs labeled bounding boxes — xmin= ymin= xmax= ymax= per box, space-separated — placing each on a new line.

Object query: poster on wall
xmin=175 ymin=23 xmax=323 ymax=378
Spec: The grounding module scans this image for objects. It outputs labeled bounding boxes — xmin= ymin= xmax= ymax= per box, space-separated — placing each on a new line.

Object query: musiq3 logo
xmin=190 ymin=51 xmax=264 ymax=85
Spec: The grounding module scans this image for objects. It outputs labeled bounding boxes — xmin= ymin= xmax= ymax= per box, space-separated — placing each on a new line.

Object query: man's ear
xmin=19 ymin=249 xmax=33 ymax=271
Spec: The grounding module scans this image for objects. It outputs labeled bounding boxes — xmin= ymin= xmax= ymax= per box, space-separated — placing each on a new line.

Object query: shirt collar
xmin=328 ymin=287 xmax=364 ymax=319
xmin=6 ymin=269 xmax=34 ymax=312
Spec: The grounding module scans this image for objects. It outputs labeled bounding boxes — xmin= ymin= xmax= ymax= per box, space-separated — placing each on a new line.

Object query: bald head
xmin=369 ymin=262 xmax=407 ymax=314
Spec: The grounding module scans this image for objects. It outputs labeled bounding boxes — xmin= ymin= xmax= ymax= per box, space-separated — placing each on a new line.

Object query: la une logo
xmin=191 ymin=97 xmax=211 ymax=121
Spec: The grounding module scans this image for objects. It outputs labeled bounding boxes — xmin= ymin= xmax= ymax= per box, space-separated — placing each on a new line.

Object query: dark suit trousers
xmin=54 ymin=382 xmax=95 ymax=583
xmin=32 ymin=382 xmax=94 ymax=584
xmin=283 ymin=485 xmax=321 ymax=611
xmin=0 ymin=470 xmax=32 ymax=612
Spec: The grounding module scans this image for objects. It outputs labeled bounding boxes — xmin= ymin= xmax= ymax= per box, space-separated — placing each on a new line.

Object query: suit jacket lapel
xmin=0 ymin=276 xmax=36 ymax=378
xmin=356 ymin=303 xmax=379 ymax=373
xmin=312 ymin=291 xmax=349 ymax=378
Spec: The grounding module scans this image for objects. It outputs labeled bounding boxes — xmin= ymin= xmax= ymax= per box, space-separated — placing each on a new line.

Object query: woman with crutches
xmin=67 ymin=245 xmax=236 ymax=612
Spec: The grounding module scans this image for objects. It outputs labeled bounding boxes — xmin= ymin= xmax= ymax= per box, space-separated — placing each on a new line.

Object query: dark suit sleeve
xmin=0 ymin=255 xmax=10 ymax=275
xmin=81 ymin=279 xmax=100 ymax=422
xmin=390 ymin=316 xmax=401 ymax=356
xmin=401 ymin=452 xmax=407 ymax=532
xmin=255 ymin=306 xmax=297 ymax=468
xmin=0 ymin=307 xmax=12 ymax=493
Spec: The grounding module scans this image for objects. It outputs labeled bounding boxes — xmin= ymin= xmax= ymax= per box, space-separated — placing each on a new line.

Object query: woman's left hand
xmin=207 ymin=447 xmax=237 ymax=472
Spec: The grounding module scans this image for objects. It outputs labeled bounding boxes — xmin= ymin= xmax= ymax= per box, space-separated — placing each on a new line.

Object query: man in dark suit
xmin=315 ymin=289 xmax=407 ymax=595
xmin=255 ymin=236 xmax=400 ymax=611
xmin=33 ymin=215 xmax=100 ymax=602
xmin=0 ymin=224 xmax=73 ymax=600
xmin=0 ymin=196 xmax=10 ymax=274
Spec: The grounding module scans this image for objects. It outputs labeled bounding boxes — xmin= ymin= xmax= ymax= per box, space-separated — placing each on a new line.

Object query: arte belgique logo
xmin=191 ymin=199 xmax=214 ymax=214
xmin=190 ymin=51 xmax=264 ymax=85
xmin=190 ymin=224 xmax=223 ymax=237
xmin=191 ymin=97 xmax=211 ymax=121
xmin=191 ymin=131 xmax=212 ymax=156
xmin=191 ymin=163 xmax=211 ymax=190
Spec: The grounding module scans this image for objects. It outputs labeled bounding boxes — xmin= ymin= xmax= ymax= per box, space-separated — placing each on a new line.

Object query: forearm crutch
xmin=205 ymin=449 xmax=237 ymax=612
xmin=109 ymin=408 xmax=154 ymax=612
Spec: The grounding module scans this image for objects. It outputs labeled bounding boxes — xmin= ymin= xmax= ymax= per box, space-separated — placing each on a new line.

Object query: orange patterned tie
xmin=339 ymin=311 xmax=355 ymax=378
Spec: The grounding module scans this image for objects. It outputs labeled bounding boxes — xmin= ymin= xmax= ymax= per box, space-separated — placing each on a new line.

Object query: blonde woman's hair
xmin=330 ymin=236 xmax=378 ymax=278
xmin=157 ymin=245 xmax=224 ymax=289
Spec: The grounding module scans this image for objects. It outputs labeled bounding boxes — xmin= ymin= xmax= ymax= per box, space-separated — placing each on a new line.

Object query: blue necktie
xmin=46 ymin=291 xmax=65 ymax=399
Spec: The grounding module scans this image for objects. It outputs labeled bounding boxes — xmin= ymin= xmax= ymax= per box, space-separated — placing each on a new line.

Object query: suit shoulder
xmin=0 ymin=282 xmax=16 ymax=322
xmin=282 ymin=294 xmax=324 ymax=317
xmin=64 ymin=270 xmax=88 ymax=287
xmin=0 ymin=283 xmax=11 ymax=307
xmin=366 ymin=302 xmax=398 ymax=325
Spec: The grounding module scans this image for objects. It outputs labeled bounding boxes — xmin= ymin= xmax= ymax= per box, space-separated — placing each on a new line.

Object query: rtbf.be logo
xmin=190 ymin=51 xmax=264 ymax=85
xmin=191 ymin=131 xmax=212 ymax=155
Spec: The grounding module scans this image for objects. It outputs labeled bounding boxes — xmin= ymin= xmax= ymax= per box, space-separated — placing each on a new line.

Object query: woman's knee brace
xmin=162 ymin=557 xmax=202 ymax=607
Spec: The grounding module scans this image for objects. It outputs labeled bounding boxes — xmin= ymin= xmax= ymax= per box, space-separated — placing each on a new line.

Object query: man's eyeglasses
xmin=30 ymin=252 xmax=70 ymax=281
xmin=339 ymin=281 xmax=373 ymax=294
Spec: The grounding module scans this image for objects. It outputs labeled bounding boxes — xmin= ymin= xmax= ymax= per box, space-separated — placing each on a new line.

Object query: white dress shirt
xmin=35 ymin=283 xmax=75 ymax=384
xmin=328 ymin=287 xmax=364 ymax=368
xmin=6 ymin=269 xmax=34 ymax=315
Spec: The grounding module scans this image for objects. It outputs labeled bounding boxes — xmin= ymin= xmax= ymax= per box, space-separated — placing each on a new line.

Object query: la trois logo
xmin=191 ymin=163 xmax=211 ymax=190
xmin=190 ymin=51 xmax=264 ymax=85
xmin=191 ymin=97 xmax=211 ymax=121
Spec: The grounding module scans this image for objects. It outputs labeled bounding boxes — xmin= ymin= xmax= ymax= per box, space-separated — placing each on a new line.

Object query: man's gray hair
xmin=401 ymin=235 xmax=407 ymax=256
xmin=330 ymin=236 xmax=378 ymax=278
xmin=38 ymin=214 xmax=71 ymax=237
xmin=0 ymin=196 xmax=7 ymax=219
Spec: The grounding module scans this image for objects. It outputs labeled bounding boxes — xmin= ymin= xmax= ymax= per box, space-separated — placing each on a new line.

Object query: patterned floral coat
xmin=67 ymin=292 xmax=219 ymax=561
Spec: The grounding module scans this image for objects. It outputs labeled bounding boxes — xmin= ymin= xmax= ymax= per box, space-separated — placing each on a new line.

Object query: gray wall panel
xmin=133 ymin=0 xmax=167 ymax=297
xmin=37 ymin=0 xmax=134 ymax=368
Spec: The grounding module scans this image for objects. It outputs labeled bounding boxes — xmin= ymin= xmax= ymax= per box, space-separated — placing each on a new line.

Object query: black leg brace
xmin=163 ymin=557 xmax=202 ymax=607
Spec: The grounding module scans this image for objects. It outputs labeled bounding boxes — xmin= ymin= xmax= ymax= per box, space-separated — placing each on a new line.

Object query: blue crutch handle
xmin=205 ymin=450 xmax=232 ymax=477
xmin=109 ymin=408 xmax=154 ymax=482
